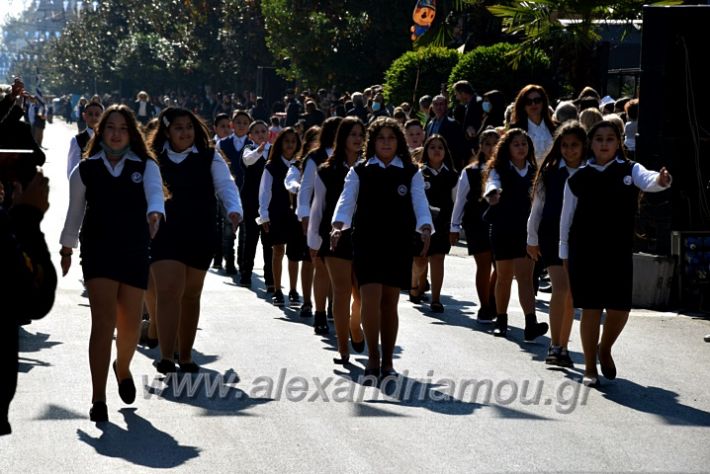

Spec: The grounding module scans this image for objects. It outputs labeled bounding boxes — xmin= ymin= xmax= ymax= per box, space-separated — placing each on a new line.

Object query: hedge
xmin=383 ymin=47 xmax=461 ymax=106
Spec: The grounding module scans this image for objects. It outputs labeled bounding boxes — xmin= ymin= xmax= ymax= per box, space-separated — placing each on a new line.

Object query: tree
xmin=260 ymin=0 xmax=412 ymax=91
xmin=487 ymin=0 xmax=682 ymax=93
xmin=383 ymin=47 xmax=461 ymax=105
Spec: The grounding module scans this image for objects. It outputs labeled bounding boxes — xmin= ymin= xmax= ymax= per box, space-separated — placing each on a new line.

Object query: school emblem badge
xmin=397 ymin=184 xmax=408 ymax=196
xmin=131 ymin=172 xmax=143 ymax=184
xmin=424 ymin=181 xmax=431 ymax=190
xmin=623 ymin=175 xmax=633 ymax=186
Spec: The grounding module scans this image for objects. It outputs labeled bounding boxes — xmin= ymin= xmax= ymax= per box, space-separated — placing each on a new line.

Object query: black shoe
xmin=409 ymin=292 xmax=422 ymax=304
xmin=350 ymin=329 xmax=365 ymax=353
xmin=272 ymin=290 xmax=285 ymax=306
xmin=288 ymin=289 xmax=300 ymax=306
xmin=314 ymin=311 xmax=329 ymax=335
xmin=266 ymin=285 xmax=275 ymax=293
xmin=523 ymin=313 xmax=548 ymax=342
xmin=89 ymin=401 xmax=108 ymax=422
xmin=430 ymin=301 xmax=444 ymax=313
xmin=477 ymin=307 xmax=496 ymax=324
xmin=556 ymin=347 xmax=574 ymax=368
xmin=380 ymin=368 xmax=398 ymax=381
xmin=545 ymin=345 xmax=560 ymax=365
xmin=178 ymin=361 xmax=200 ymax=373
xmin=238 ymin=273 xmax=252 ymax=287
xmin=300 ymin=302 xmax=313 ymax=318
xmin=112 ymin=361 xmax=136 ymax=404
xmin=212 ymin=260 xmax=223 ymax=270
xmin=154 ymin=358 xmax=177 ymax=374
xmin=225 ymin=263 xmax=238 ymax=275
xmin=0 ymin=420 xmax=10 ymax=436
xmin=493 ymin=314 xmax=508 ymax=337
xmin=598 ymin=347 xmax=616 ymax=380
xmin=361 ymin=367 xmax=380 ymax=385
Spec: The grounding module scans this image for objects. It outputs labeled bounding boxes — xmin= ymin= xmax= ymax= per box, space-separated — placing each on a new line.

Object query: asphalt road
xmin=1 ymin=120 xmax=709 ymax=473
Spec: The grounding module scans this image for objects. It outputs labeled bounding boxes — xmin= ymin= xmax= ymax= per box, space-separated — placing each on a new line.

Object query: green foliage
xmin=260 ymin=0 xmax=411 ymax=91
xmin=447 ymin=42 xmax=552 ymax=99
xmin=383 ymin=47 xmax=461 ymax=106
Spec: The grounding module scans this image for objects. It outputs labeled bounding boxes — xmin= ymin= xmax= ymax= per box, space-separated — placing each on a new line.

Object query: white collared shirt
xmin=307 ymin=159 xmax=357 ymax=251
xmin=527 ymin=118 xmax=554 ymax=165
xmin=293 ymin=147 xmax=333 ymax=220
xmin=243 ymin=143 xmax=271 ymax=166
xmin=59 ymin=150 xmax=165 ymax=248
xmin=526 ymin=160 xmax=580 ymax=246
xmin=257 ymin=156 xmax=296 ymax=224
xmin=558 ymin=158 xmax=671 ymax=259
xmin=162 ymin=143 xmax=243 ymax=216
xmin=66 ymin=128 xmax=94 ymax=179
xmin=332 ymin=156 xmax=434 ymax=234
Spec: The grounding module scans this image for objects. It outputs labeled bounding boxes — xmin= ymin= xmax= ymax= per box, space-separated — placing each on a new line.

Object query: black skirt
xmin=568 ymin=245 xmax=633 ymax=311
xmin=538 ymin=220 xmax=563 ymax=267
xmin=319 ymin=228 xmax=354 ymax=261
xmin=268 ymin=215 xmax=306 ymax=261
xmin=490 ymin=225 xmax=527 ymax=261
xmin=353 ymin=233 xmax=412 ymax=290
xmin=81 ymin=248 xmax=149 ymax=290
xmin=151 ymin=216 xmax=213 ymax=271
xmin=463 ymin=223 xmax=492 ymax=255
xmin=413 ymin=229 xmax=451 ymax=257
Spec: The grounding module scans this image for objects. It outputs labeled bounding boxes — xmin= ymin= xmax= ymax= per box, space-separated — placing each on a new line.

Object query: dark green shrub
xmin=448 ymin=43 xmax=553 ymax=101
xmin=384 ymin=47 xmax=461 ymax=106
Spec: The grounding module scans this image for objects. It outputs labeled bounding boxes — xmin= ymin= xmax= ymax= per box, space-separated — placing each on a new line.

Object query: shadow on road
xmin=18 ymin=329 xmax=62 ymax=373
xmin=76 ymin=408 xmax=200 ymax=468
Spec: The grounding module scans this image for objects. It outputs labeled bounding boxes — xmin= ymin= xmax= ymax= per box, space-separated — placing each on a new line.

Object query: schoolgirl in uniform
xmin=240 ymin=120 xmax=273 ymax=290
xmin=527 ymin=121 xmax=586 ymax=367
xmin=148 ymin=107 xmax=242 ymax=374
xmin=257 ymin=128 xmax=305 ymax=307
xmin=450 ymin=129 xmax=499 ymax=321
xmin=284 ymin=125 xmax=322 ymax=318
xmin=483 ymin=128 xmax=547 ymax=340
xmin=288 ymin=118 xmax=342 ymax=328
xmin=560 ymin=120 xmax=671 ymax=386
xmin=308 ymin=117 xmax=366 ymax=359
xmin=410 ymin=135 xmax=458 ymax=313
xmin=332 ymin=117 xmax=433 ymax=380
xmin=66 ymin=101 xmax=104 ymax=178
xmin=59 ymin=104 xmax=164 ymax=422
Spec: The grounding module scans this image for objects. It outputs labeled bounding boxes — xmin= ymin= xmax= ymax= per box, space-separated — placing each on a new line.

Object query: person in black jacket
xmin=1 ymin=79 xmax=56 ymax=435
xmin=425 ymin=95 xmax=468 ymax=171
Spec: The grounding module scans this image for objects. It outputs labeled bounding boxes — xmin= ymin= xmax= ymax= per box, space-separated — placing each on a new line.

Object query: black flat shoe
xmin=409 ymin=292 xmax=422 ymax=304
xmin=314 ymin=311 xmax=329 ymax=335
xmin=599 ymin=347 xmax=617 ymax=380
xmin=350 ymin=330 xmax=365 ymax=353
xmin=154 ymin=358 xmax=177 ymax=374
xmin=430 ymin=301 xmax=444 ymax=313
xmin=89 ymin=401 xmax=108 ymax=422
xmin=362 ymin=367 xmax=380 ymax=384
xmin=178 ymin=361 xmax=200 ymax=373
xmin=112 ymin=361 xmax=136 ymax=404
xmin=380 ymin=368 xmax=398 ymax=380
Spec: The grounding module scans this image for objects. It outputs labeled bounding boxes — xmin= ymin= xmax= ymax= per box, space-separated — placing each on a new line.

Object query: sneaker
xmin=556 ymin=347 xmax=574 ymax=368
xmin=300 ymin=302 xmax=313 ymax=318
xmin=545 ymin=345 xmax=560 ymax=365
xmin=288 ymin=289 xmax=300 ymax=306
xmin=272 ymin=290 xmax=285 ymax=306
xmin=476 ymin=307 xmax=496 ymax=324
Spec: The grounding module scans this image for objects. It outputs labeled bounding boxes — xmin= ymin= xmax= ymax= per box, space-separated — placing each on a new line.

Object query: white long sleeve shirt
xmin=294 ymin=148 xmax=333 ymax=220
xmin=59 ymin=150 xmax=165 ymax=248
xmin=243 ymin=143 xmax=271 ymax=166
xmin=307 ymin=173 xmax=328 ymax=251
xmin=163 ymin=143 xmax=243 ymax=216
xmin=526 ymin=161 xmax=580 ymax=246
xmin=559 ymin=158 xmax=671 ymax=259
xmin=285 ymin=164 xmax=301 ymax=195
xmin=257 ymin=156 xmax=296 ymax=224
xmin=66 ymin=128 xmax=94 ymax=179
xmin=332 ymin=156 xmax=434 ymax=234
xmin=484 ymin=162 xmax=534 ymax=199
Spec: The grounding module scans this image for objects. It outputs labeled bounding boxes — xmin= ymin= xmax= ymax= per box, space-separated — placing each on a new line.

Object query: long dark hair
xmin=511 ymin=84 xmax=556 ymax=133
xmin=483 ymin=128 xmax=537 ymax=184
xmin=84 ymin=104 xmax=155 ymax=162
xmin=148 ymin=107 xmax=212 ymax=155
xmin=268 ymin=127 xmax=302 ymax=163
xmin=533 ymin=121 xmax=587 ymax=196
xmin=364 ymin=116 xmax=411 ymax=163
xmin=420 ymin=134 xmax=455 ymax=173
xmin=326 ymin=116 xmax=365 ymax=167
xmin=472 ymin=127 xmax=500 ymax=167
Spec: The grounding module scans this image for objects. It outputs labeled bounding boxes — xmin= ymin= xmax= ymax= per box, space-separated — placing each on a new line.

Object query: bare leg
xmin=429 ymin=254 xmax=445 ymax=303
xmin=151 ymin=260 xmax=186 ymax=362
xmin=580 ymin=309 xmax=603 ymax=378
xmin=177 ymin=266 xmax=207 ymax=364
xmin=411 ymin=256 xmax=427 ymax=297
xmin=115 ymin=283 xmax=144 ymax=380
xmin=144 ymin=272 xmax=158 ymax=340
xmin=599 ymin=309 xmax=630 ymax=372
xmin=313 ymin=256 xmax=330 ymax=312
xmin=494 ymin=259 xmax=514 ymax=314
xmin=380 ymin=285 xmax=400 ymax=371
xmin=547 ymin=265 xmax=573 ymax=347
xmin=513 ymin=257 xmax=535 ymax=315
xmin=350 ymin=272 xmax=363 ymax=342
xmin=359 ymin=283 xmax=383 ymax=370
xmin=287 ymin=259 xmax=299 ymax=293
xmin=300 ymin=259 xmax=313 ymax=303
xmin=325 ymin=257 xmax=354 ymax=357
xmin=86 ymin=278 xmax=119 ymax=403
xmin=271 ymin=245 xmax=285 ymax=291
xmin=473 ymin=251 xmax=494 ymax=308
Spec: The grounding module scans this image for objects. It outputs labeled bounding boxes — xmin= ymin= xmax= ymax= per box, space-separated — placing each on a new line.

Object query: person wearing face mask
xmin=478 ymin=90 xmax=506 ymax=132
xmin=367 ymin=92 xmax=389 ymax=124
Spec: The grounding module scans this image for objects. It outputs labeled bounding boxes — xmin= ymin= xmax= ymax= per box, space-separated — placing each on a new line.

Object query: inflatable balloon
xmin=410 ymin=0 xmax=437 ymax=41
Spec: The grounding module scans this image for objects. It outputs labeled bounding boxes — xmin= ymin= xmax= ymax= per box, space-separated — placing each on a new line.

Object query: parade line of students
xmin=60 ymin=85 xmax=671 ymax=421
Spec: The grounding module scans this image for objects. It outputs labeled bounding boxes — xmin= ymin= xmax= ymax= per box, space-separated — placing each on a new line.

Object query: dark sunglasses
xmin=525 ymin=96 xmax=543 ymax=106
